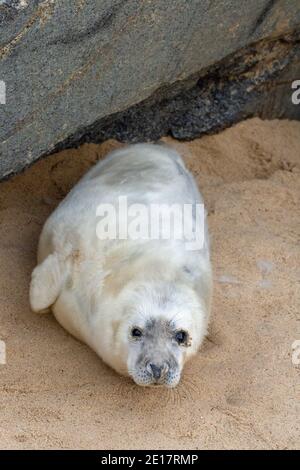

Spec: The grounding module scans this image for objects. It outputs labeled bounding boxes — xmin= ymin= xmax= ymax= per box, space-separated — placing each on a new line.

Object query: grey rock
xmin=0 ymin=0 xmax=300 ymax=179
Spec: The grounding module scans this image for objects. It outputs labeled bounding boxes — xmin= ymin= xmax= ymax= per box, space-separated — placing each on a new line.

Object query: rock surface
xmin=0 ymin=0 xmax=300 ymax=179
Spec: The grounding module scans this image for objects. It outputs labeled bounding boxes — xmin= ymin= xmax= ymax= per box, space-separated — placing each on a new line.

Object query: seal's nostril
xmin=149 ymin=363 xmax=162 ymax=380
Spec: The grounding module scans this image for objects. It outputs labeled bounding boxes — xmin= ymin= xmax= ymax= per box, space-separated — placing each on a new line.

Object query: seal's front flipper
xmin=29 ymin=253 xmax=63 ymax=313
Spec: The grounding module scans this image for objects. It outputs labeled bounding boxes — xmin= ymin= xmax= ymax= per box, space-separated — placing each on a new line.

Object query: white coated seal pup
xmin=30 ymin=144 xmax=212 ymax=387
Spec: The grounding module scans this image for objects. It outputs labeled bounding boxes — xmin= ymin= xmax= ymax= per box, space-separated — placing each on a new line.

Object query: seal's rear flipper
xmin=29 ymin=253 xmax=63 ymax=313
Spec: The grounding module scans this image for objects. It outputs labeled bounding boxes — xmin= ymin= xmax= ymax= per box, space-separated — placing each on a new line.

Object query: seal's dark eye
xmin=131 ymin=328 xmax=142 ymax=338
xmin=175 ymin=330 xmax=187 ymax=344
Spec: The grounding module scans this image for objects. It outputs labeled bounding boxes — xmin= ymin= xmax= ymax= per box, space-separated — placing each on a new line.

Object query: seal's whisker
xmin=175 ymin=391 xmax=180 ymax=407
xmin=183 ymin=377 xmax=198 ymax=393
xmin=171 ymin=388 xmax=178 ymax=407
xmin=180 ymin=376 xmax=198 ymax=398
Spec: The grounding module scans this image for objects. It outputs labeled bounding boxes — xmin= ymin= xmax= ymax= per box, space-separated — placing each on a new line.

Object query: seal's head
xmin=117 ymin=281 xmax=207 ymax=387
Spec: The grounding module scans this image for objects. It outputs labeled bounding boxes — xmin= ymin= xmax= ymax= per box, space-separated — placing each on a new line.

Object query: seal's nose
xmin=149 ymin=363 xmax=168 ymax=380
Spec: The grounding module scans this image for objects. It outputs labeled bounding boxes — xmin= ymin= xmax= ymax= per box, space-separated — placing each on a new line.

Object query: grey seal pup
xmin=30 ymin=144 xmax=212 ymax=387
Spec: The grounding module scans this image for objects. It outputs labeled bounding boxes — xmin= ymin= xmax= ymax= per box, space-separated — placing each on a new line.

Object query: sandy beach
xmin=0 ymin=118 xmax=299 ymax=449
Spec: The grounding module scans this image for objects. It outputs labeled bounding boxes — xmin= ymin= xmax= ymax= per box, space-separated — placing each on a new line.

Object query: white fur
xmin=30 ymin=144 xmax=212 ymax=383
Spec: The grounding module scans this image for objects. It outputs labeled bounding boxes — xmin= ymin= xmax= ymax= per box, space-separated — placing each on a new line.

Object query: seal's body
xmin=30 ymin=144 xmax=212 ymax=387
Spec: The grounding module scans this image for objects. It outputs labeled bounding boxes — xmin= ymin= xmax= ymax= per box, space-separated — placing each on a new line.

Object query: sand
xmin=0 ymin=118 xmax=299 ymax=450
